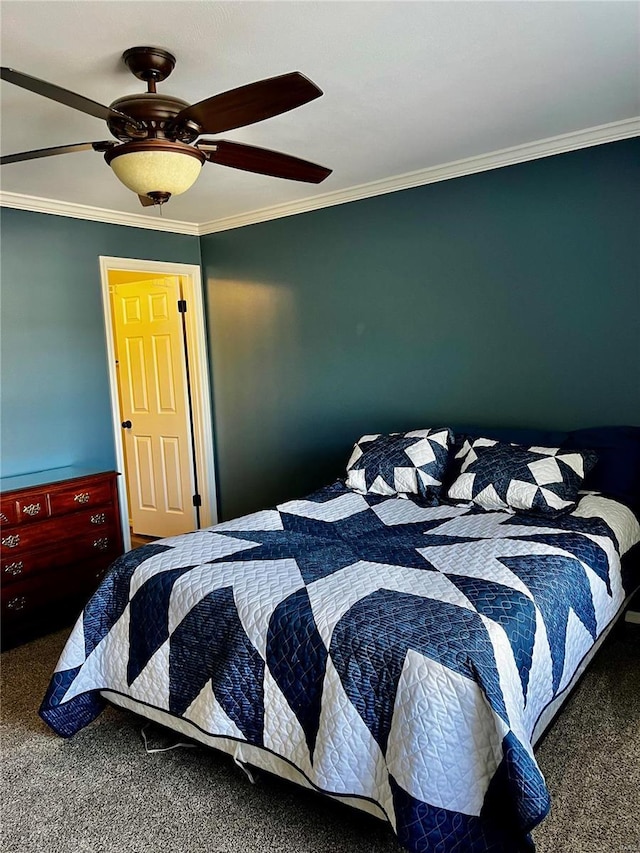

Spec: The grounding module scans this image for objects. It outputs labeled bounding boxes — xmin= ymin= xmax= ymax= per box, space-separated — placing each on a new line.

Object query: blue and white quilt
xmin=40 ymin=483 xmax=639 ymax=853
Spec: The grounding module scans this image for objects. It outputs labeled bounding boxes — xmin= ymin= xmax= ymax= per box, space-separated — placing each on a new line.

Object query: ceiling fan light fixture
xmin=104 ymin=139 xmax=206 ymax=199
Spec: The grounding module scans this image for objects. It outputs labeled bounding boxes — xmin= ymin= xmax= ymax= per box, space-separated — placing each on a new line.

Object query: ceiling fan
xmin=0 ymin=46 xmax=332 ymax=207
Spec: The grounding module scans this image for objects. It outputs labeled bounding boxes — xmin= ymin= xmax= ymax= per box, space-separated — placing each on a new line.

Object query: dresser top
xmin=0 ymin=466 xmax=115 ymax=493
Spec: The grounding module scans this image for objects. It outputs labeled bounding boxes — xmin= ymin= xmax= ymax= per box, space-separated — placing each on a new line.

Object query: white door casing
xmin=100 ymin=257 xmax=218 ymax=551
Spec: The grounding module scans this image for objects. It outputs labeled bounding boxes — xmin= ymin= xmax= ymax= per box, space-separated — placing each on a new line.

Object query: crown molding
xmin=197 ymin=117 xmax=640 ymax=234
xmin=1 ymin=117 xmax=638 ymax=236
xmin=0 ymin=191 xmax=200 ymax=235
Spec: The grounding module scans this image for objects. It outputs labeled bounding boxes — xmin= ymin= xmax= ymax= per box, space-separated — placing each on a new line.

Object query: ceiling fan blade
xmin=138 ymin=195 xmax=156 ymax=207
xmin=0 ymin=140 xmax=116 ymax=165
xmin=171 ymin=72 xmax=323 ymax=135
xmin=0 ymin=67 xmax=141 ymax=128
xmin=198 ymin=140 xmax=332 ymax=183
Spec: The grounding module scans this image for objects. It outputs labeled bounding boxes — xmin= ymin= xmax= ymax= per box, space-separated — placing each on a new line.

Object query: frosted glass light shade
xmin=105 ymin=141 xmax=205 ymax=197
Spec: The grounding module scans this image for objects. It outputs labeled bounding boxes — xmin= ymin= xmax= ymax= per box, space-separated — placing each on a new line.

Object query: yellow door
xmin=111 ymin=276 xmax=196 ymax=538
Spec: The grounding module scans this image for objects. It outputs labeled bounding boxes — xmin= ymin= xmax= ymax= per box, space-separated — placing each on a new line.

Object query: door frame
xmin=99 ymin=256 xmax=218 ymax=551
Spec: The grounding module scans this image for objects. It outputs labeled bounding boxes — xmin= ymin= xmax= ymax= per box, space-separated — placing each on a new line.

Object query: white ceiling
xmin=1 ymin=1 xmax=638 ymax=227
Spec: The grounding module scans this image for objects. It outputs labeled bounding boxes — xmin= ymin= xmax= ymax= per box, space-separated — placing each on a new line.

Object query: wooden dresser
xmin=1 ymin=468 xmax=124 ymax=648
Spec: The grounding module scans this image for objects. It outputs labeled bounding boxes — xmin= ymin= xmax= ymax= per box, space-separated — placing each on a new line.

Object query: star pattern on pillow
xmin=345 ymin=428 xmax=452 ymax=502
xmin=447 ymin=438 xmax=597 ymax=514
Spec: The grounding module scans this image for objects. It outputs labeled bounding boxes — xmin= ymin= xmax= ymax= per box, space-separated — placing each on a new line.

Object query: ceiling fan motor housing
xmin=106 ymin=93 xmax=197 ymax=141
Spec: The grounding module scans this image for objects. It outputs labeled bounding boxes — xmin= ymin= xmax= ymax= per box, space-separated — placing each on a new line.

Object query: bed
xmin=40 ymin=426 xmax=640 ymax=853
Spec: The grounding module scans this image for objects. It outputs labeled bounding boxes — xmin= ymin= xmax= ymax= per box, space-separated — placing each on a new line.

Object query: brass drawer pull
xmin=93 ymin=537 xmax=110 ymax=551
xmin=7 ymin=595 xmax=27 ymax=611
xmin=4 ymin=561 xmax=24 ymax=576
xmin=0 ymin=512 xmax=9 ymax=523
xmin=90 ymin=513 xmax=106 ymax=525
xmin=22 ymin=502 xmax=42 ymax=516
xmin=2 ymin=534 xmax=20 ymax=548
xmin=74 ymin=492 xmax=91 ymax=504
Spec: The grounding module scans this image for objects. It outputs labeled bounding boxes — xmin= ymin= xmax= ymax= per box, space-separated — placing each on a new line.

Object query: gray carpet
xmin=1 ymin=626 xmax=639 ymax=853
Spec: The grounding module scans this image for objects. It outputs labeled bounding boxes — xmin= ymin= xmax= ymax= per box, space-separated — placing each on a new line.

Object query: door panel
xmin=122 ymin=295 xmax=141 ymax=323
xmin=152 ymin=335 xmax=177 ymax=412
xmin=112 ymin=276 xmax=196 ymax=537
xmin=149 ymin=291 xmax=169 ymax=320
xmin=160 ymin=436 xmax=184 ymax=512
xmin=126 ymin=336 xmax=149 ymax=412
xmin=133 ymin=435 xmax=156 ymax=509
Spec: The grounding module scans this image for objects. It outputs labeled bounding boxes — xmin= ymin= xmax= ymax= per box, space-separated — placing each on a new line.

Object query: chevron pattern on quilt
xmin=447 ymin=438 xmax=597 ymax=514
xmin=40 ymin=480 xmax=636 ymax=853
xmin=345 ymin=427 xmax=452 ymax=503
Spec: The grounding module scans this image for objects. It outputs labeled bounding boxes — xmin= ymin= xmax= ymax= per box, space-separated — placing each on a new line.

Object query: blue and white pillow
xmin=345 ymin=428 xmax=452 ymax=503
xmin=447 ymin=437 xmax=597 ymax=514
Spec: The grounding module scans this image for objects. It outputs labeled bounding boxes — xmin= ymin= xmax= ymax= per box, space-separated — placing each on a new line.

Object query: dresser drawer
xmin=0 ymin=498 xmax=18 ymax=526
xmin=1 ymin=507 xmax=118 ymax=556
xmin=16 ymin=493 xmax=49 ymax=523
xmin=48 ymin=479 xmax=114 ymax=517
xmin=1 ymin=555 xmax=115 ymax=626
xmin=1 ymin=532 xmax=121 ymax=586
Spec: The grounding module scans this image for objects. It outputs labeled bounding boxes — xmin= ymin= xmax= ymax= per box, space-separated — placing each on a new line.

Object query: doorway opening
xmin=99 ymin=257 xmax=217 ymax=551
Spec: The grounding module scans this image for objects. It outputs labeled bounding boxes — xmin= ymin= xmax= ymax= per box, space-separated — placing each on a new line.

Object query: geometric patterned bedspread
xmin=40 ymin=482 xmax=640 ymax=853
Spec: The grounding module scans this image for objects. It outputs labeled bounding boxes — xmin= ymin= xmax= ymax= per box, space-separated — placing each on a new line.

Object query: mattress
xmin=40 ymin=483 xmax=640 ymax=853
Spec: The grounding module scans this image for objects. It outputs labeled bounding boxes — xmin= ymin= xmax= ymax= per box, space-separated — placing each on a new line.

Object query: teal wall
xmin=1 ymin=140 xmax=638 ymax=519
xmin=201 ymin=139 xmax=640 ymax=519
xmin=0 ymin=209 xmax=200 ymax=478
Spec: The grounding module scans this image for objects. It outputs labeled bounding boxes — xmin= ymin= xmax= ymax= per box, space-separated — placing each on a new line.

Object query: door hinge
xmin=192 ymin=494 xmax=202 ymax=507
xmin=177 ymin=299 xmax=187 ymax=313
